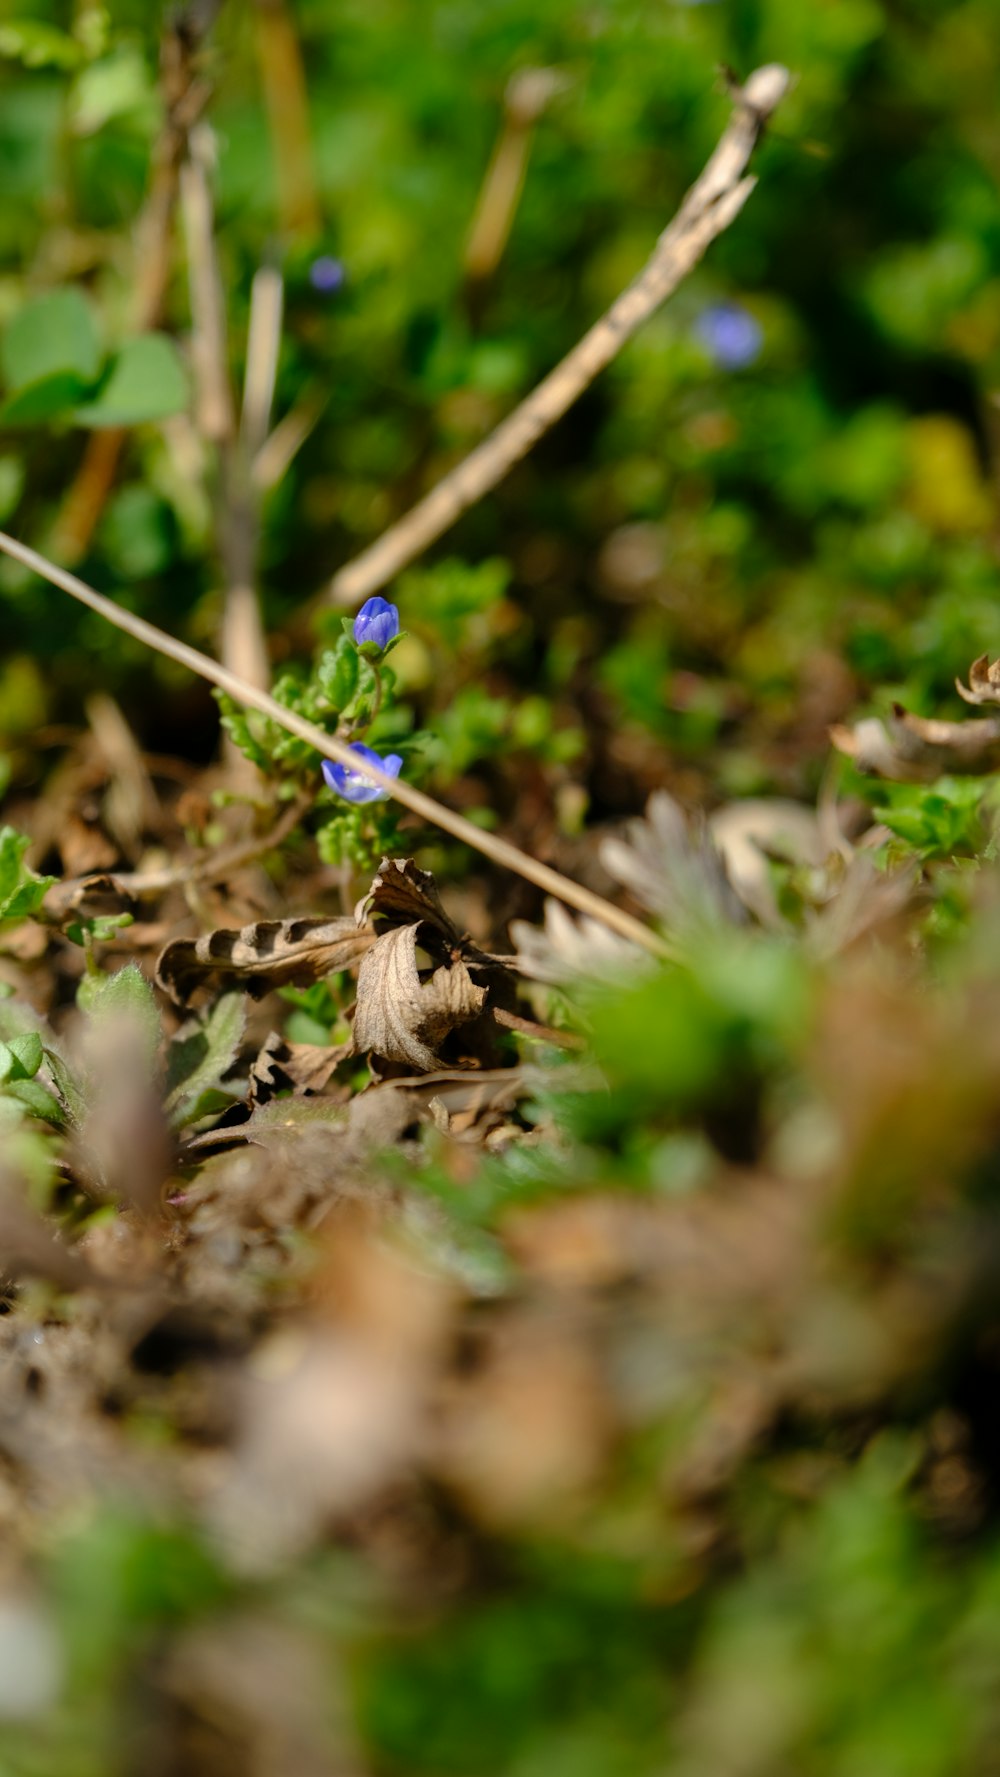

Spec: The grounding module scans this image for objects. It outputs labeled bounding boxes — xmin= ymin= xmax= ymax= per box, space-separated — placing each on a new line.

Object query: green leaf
xmin=164 ymin=992 xmax=246 ymax=1128
xmin=1 ymin=289 xmax=101 ymax=396
xmin=69 ymin=46 xmax=157 ymax=137
xmin=0 ymin=827 xmax=29 ymax=906
xmin=43 ymin=1046 xmax=88 ymax=1126
xmin=4 ymin=1078 xmax=67 ymax=1126
xmin=78 ymin=964 xmax=161 ymax=1074
xmin=214 ymin=692 xmax=273 ymax=772
xmin=0 ymin=370 xmax=94 ymax=427
xmin=317 ymin=639 xmax=360 ymax=711
xmin=74 ymin=334 xmax=188 ymax=428
xmin=0 ymin=1030 xmax=42 ymax=1084
xmin=0 ymin=826 xmax=56 ymax=923
xmin=0 ymin=21 xmax=83 ymax=70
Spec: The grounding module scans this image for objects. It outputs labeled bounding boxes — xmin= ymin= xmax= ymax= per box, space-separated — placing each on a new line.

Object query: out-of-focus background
xmin=2 ymin=0 xmax=1000 ymax=814
xmin=3 ymin=3 xmax=1000 ymax=1774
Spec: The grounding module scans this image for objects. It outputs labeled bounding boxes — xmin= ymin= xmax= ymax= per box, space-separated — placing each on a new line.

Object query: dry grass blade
xmin=0 ymin=529 xmax=668 ymax=958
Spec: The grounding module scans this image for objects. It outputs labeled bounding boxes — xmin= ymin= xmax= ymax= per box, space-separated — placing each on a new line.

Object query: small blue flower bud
xmin=322 ymin=744 xmax=403 ymax=805
xmin=694 ymin=302 xmax=763 ymax=370
xmin=309 ymin=255 xmax=346 ymax=294
xmin=353 ymin=596 xmax=400 ymax=652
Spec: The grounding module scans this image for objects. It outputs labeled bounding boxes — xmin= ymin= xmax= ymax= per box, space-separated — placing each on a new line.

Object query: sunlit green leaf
xmin=74 ymin=334 xmax=189 ymax=428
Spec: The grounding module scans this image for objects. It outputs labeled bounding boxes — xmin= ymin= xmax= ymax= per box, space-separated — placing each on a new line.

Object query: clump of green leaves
xmin=0 ymin=824 xmax=54 ymax=923
xmin=217 ymin=611 xmax=426 ymax=873
xmin=0 ymin=289 xmax=187 ymax=430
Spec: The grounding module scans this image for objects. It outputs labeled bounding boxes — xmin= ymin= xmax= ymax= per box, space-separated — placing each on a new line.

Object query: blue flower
xmin=353 ymin=596 xmax=400 ymax=651
xmin=694 ymin=302 xmax=763 ymax=370
xmin=322 ymin=744 xmax=403 ymax=805
xmin=309 ymin=255 xmax=346 ymax=294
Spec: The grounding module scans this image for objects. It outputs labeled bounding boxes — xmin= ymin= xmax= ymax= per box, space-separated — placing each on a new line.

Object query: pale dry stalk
xmin=50 ymin=14 xmax=215 ymax=564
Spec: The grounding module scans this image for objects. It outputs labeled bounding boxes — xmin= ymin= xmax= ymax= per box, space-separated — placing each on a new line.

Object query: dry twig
xmin=252 ymin=0 xmax=322 ymax=240
xmin=50 ymin=13 xmax=214 ymax=563
xmin=0 ymin=529 xmax=669 ymax=960
xmin=330 ymin=63 xmax=790 ymax=606
xmin=464 ymin=68 xmax=568 ymax=291
xmin=181 ymin=125 xmax=272 ymax=697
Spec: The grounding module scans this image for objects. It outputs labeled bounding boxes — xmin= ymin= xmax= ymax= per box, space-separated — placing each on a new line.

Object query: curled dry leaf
xmin=156 ymin=916 xmax=375 ymax=1005
xmin=353 ymin=923 xmax=488 ymax=1072
xmin=709 ymin=798 xmax=838 ymax=929
xmin=600 ymin=791 xmax=744 ymax=931
xmin=957 ymin=654 xmax=1000 ymax=708
xmin=43 ymin=871 xmax=136 ymax=926
xmin=356 ymin=855 xmax=460 ymax=944
xmin=248 ymin=1031 xmax=353 ymax=1108
xmin=510 ymin=898 xmax=654 ymax=986
xmin=831 ymin=705 xmax=1000 ymax=781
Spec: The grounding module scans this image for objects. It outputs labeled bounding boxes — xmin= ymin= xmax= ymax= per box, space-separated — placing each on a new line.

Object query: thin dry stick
xmin=50 ymin=17 xmax=214 ymax=565
xmin=44 ymin=790 xmax=316 ymax=915
xmin=241 ymin=265 xmax=284 ymax=459
xmin=252 ymin=0 xmax=322 ymax=240
xmin=331 ymin=63 xmax=789 ymax=607
xmin=0 ymin=529 xmax=669 ymax=960
xmin=181 ymin=125 xmax=271 ymax=696
xmin=464 ymin=68 xmax=568 ymax=287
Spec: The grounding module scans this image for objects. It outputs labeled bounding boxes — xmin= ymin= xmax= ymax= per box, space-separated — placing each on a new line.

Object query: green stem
xmin=346 ymin=658 xmax=384 ymax=743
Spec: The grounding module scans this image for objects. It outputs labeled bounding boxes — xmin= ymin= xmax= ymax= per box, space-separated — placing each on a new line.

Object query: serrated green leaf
xmin=164 ymin=992 xmax=246 ymax=1128
xmin=215 ymin=692 xmax=274 ymax=771
xmin=1 ymin=290 xmax=101 ymax=396
xmin=78 ymin=963 xmax=161 ymax=1074
xmin=317 ymin=639 xmax=359 ymax=711
xmin=0 ymin=826 xmax=56 ymax=922
xmin=74 ymin=333 xmax=188 ymax=428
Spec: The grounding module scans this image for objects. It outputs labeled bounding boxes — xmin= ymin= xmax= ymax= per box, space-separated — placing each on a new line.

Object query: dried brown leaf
xmin=709 ymin=798 xmax=832 ymax=927
xmin=957 ymin=653 xmax=1000 ymax=707
xmin=248 ymin=1031 xmax=353 ymax=1108
xmin=831 ymin=704 xmax=1000 ymax=780
xmin=356 ymin=855 xmax=460 ymax=944
xmin=510 ymin=898 xmax=654 ymax=985
xmin=353 ymin=924 xmax=488 ymax=1071
xmin=44 ymin=872 xmax=136 ymax=925
xmin=156 ymin=915 xmax=375 ymax=1005
xmin=600 ymin=791 xmax=744 ymax=930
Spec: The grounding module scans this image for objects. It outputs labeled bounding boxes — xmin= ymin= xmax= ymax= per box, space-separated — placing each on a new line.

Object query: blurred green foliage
xmin=0 ymin=0 xmax=997 ymax=807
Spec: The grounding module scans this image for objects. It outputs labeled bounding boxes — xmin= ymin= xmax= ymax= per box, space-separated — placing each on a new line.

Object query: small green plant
xmin=218 ymin=594 xmax=427 ymax=874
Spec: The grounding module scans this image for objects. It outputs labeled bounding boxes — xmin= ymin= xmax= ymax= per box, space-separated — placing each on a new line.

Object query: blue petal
xmin=322 ymin=745 xmax=403 ymax=804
